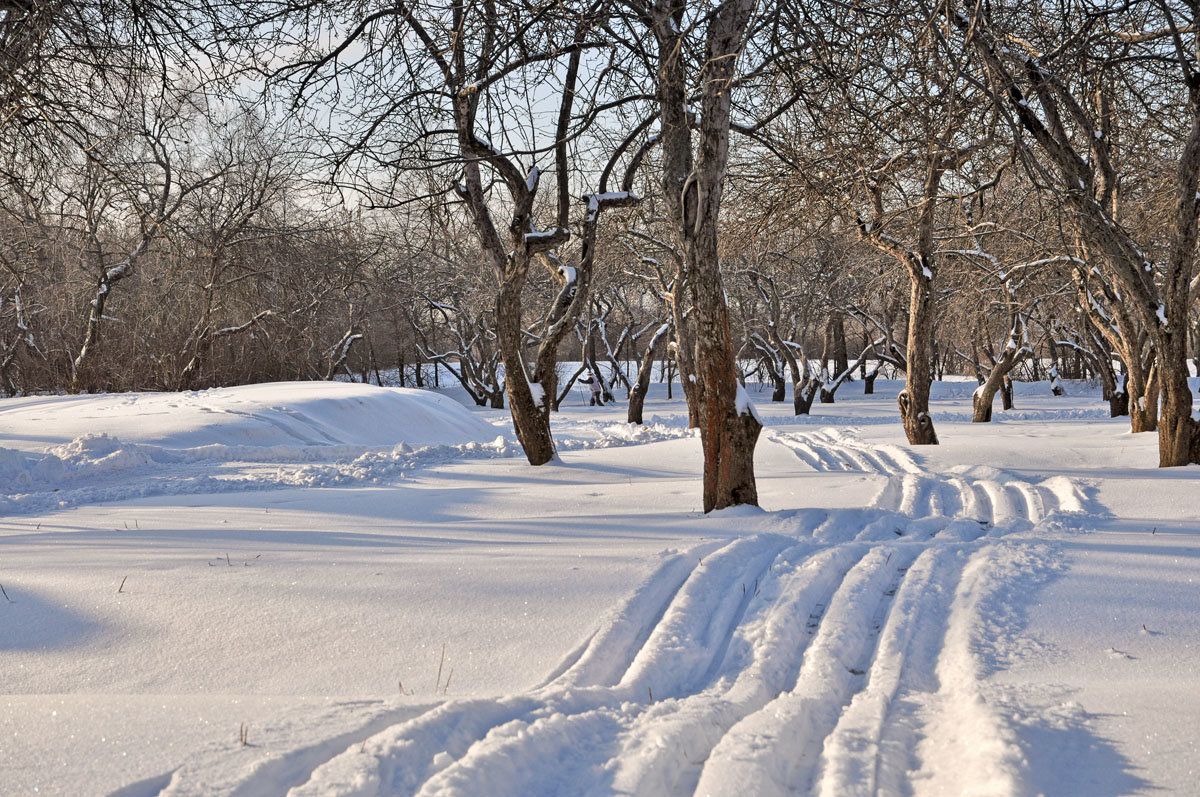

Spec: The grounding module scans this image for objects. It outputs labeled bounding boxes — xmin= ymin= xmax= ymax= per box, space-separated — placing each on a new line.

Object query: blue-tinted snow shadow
xmin=970 ymin=537 xmax=1155 ymax=796
xmin=1016 ymin=706 xmax=1151 ymax=797
xmin=0 ymin=586 xmax=104 ymax=650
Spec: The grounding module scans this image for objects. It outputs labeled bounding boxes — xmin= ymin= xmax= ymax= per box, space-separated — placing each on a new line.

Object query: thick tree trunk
xmin=972 ymin=389 xmax=994 ymax=423
xmin=688 ymin=231 xmax=761 ymax=512
xmin=659 ymin=0 xmax=760 ymax=512
xmin=1156 ymin=328 xmax=1200 ymax=464
xmin=496 ymin=278 xmax=555 ymax=465
xmin=898 ymin=269 xmax=939 ymax=444
xmin=1158 ymin=370 xmax=1200 ymax=466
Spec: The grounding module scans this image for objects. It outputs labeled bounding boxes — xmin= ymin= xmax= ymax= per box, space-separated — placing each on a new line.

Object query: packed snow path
xmin=188 ymin=428 xmax=1087 ymax=797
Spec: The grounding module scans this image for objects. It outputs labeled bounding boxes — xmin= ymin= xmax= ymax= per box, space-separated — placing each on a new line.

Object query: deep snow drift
xmin=1 ymin=379 xmax=1197 ymax=796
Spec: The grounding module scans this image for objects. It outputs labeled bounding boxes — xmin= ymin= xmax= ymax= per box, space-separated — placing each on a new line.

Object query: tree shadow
xmin=0 ymin=586 xmax=105 ymax=651
xmin=1013 ymin=704 xmax=1153 ymax=796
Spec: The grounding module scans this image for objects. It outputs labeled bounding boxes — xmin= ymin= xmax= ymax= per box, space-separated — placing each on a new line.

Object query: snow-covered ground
xmin=1 ymin=378 xmax=1197 ymax=795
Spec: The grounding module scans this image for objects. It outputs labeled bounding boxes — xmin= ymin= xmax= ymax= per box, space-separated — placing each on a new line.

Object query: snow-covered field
xmin=2 ymin=378 xmax=1197 ymax=796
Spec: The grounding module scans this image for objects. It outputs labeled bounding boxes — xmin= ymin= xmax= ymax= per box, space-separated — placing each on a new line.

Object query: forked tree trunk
xmin=972 ymin=331 xmax=1028 ymax=423
xmin=972 ymin=372 xmax=1008 ymax=422
xmin=795 ymin=378 xmax=820 ymax=415
xmin=1000 ymin=375 xmax=1014 ymax=410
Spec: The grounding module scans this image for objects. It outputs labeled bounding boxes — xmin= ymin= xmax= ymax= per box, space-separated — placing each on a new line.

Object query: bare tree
xmin=265 ymin=0 xmax=642 ymax=465
xmin=958 ymin=1 xmax=1200 ymax=465
xmin=643 ymin=0 xmax=765 ymax=510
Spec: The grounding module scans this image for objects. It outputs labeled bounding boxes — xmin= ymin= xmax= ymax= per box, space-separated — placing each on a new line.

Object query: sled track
xmin=165 ymin=430 xmax=1084 ymax=797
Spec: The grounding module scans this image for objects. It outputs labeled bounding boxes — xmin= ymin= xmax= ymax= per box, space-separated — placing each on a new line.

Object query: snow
xmin=2 ymin=378 xmax=1199 ymax=795
xmin=527 ymin=379 xmax=545 ymax=408
xmin=735 ymin=382 xmax=763 ymax=424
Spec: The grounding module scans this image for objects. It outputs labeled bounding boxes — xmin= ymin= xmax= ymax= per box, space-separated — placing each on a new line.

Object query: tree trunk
xmin=1158 ymin=364 xmax=1200 ymax=465
xmin=1130 ymin=360 xmax=1159 ymax=432
xmin=765 ymin=354 xmax=785 ymax=402
xmin=655 ymin=0 xmax=760 ymax=511
xmin=898 ymin=269 xmax=939 ymax=444
xmin=629 ymin=325 xmax=668 ymax=425
xmin=1110 ymin=389 xmax=1129 ymax=417
xmin=1000 ymin=375 xmax=1014 ymax=410
xmin=496 ymin=277 xmax=555 ymax=465
xmin=671 ymin=301 xmax=701 ymax=428
xmin=830 ymin=313 xmax=849 ymax=379
xmin=795 ymin=378 xmax=819 ymax=414
xmin=972 ymin=368 xmax=1006 ymax=422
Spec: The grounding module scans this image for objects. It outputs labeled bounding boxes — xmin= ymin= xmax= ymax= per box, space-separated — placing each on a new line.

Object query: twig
xmin=118 ymin=575 xmax=128 ymax=593
xmin=435 ymin=643 xmax=446 ymax=693
xmin=442 ymin=668 xmax=453 ymax=695
xmin=0 ymin=583 xmax=10 ymax=602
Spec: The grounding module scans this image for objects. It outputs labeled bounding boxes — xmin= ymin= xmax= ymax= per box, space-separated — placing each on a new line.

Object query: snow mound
xmin=0 ymin=383 xmax=511 ymax=514
xmin=0 ymin=381 xmax=501 ymax=451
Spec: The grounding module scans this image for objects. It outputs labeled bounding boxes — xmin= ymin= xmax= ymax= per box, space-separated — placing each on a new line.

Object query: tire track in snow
xmin=693 ymin=545 xmax=917 ymax=796
xmin=188 ymin=429 xmax=1090 ymax=797
xmin=278 ymin=535 xmax=801 ymax=796
xmin=776 ymin=429 xmax=1087 ymax=529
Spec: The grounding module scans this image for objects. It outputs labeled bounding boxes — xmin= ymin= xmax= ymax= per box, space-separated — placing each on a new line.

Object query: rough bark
xmin=654 ymin=0 xmax=761 ymax=511
xmin=898 ymin=267 xmax=939 ymax=444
